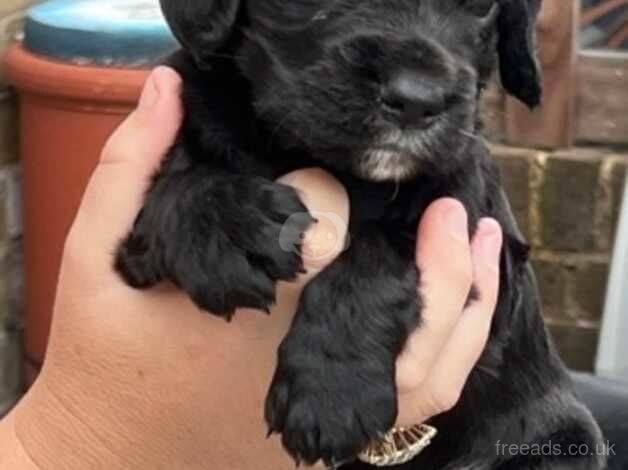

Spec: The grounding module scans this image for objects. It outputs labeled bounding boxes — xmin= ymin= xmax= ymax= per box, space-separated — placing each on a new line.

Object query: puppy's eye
xmin=465 ymin=0 xmax=497 ymax=18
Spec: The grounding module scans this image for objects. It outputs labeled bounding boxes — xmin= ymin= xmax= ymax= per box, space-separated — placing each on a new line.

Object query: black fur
xmin=116 ymin=0 xmax=606 ymax=468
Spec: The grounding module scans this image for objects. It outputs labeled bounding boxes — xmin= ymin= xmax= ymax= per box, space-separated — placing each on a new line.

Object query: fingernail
xmin=478 ymin=218 xmax=502 ymax=267
xmin=137 ymin=68 xmax=163 ymax=112
xmin=445 ymin=202 xmax=468 ymax=242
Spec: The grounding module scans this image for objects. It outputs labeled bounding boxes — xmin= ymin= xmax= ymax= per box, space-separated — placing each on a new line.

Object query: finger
xmin=398 ymin=218 xmax=502 ymax=425
xmin=396 ymin=199 xmax=473 ymax=393
xmin=228 ymin=169 xmax=348 ymax=336
xmin=277 ymin=168 xmax=350 ymax=287
xmin=430 ymin=217 xmax=502 ymax=388
xmin=71 ymin=66 xmax=183 ymax=251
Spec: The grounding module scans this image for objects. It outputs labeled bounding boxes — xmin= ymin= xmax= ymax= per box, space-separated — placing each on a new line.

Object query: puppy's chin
xmin=353 ymin=115 xmax=474 ymax=182
xmin=355 ymin=129 xmax=435 ymax=182
xmin=356 ymin=148 xmax=421 ymax=182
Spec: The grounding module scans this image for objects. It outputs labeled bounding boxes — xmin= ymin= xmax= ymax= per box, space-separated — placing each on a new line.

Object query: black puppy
xmin=116 ymin=0 xmax=607 ymax=468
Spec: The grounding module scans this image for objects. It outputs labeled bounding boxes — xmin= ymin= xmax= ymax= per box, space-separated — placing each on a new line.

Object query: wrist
xmin=0 ymin=412 xmax=41 ymax=469
xmin=11 ymin=375 xmax=141 ymax=470
xmin=15 ymin=341 xmax=300 ymax=470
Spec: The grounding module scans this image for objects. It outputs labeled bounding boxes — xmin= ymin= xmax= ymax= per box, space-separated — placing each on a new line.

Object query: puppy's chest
xmin=346 ymin=181 xmax=405 ymax=224
xmin=341 ymin=175 xmax=479 ymax=231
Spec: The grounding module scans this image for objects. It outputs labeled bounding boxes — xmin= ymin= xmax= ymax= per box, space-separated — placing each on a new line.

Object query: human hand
xmin=2 ymin=67 xmax=501 ymax=470
xmin=10 ymin=66 xmax=349 ymax=470
xmin=396 ymin=199 xmax=502 ymax=426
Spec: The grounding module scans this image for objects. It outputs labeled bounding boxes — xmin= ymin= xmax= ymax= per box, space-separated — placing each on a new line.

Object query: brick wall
xmin=0 ymin=0 xmax=30 ymax=416
xmin=494 ymin=146 xmax=628 ymax=371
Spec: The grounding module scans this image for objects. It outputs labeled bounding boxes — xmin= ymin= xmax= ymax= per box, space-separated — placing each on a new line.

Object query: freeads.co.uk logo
xmin=495 ymin=440 xmax=616 ymax=458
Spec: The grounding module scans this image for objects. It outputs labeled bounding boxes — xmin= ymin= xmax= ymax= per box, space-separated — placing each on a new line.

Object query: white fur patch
xmin=359 ymin=128 xmax=435 ymax=181
xmin=360 ymin=148 xmax=418 ymax=181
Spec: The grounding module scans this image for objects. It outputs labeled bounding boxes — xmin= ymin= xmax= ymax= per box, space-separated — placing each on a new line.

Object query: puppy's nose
xmin=380 ymin=71 xmax=446 ymax=128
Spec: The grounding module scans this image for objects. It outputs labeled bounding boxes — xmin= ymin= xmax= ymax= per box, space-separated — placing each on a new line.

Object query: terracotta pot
xmin=5 ymin=43 xmax=148 ymax=382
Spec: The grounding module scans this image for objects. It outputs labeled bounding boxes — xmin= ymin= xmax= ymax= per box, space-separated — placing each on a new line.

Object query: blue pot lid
xmin=24 ymin=0 xmax=180 ymax=67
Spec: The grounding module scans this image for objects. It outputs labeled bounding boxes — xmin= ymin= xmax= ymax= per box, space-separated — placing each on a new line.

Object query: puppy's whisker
xmin=432 ymin=3 xmax=464 ymax=37
xmin=391 ymin=181 xmax=400 ymax=201
xmin=269 ymin=110 xmax=296 ymax=145
xmin=263 ymin=110 xmax=313 ymax=150
xmin=458 ymin=129 xmax=483 ymax=142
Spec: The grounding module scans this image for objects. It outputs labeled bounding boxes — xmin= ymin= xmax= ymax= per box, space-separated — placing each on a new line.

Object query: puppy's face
xmin=162 ymin=0 xmax=542 ymax=181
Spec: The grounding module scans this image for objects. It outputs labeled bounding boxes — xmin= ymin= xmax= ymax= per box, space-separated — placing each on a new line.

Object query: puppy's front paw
xmin=116 ymin=177 xmax=314 ymax=319
xmin=265 ymin=336 xmax=397 ymax=466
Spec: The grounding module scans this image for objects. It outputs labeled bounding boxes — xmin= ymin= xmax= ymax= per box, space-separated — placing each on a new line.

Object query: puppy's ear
xmin=160 ymin=0 xmax=241 ymax=65
xmin=496 ymin=0 xmax=543 ymax=108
